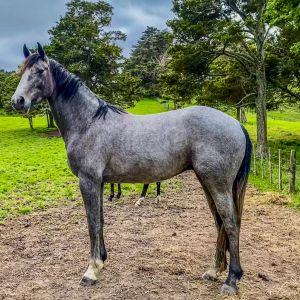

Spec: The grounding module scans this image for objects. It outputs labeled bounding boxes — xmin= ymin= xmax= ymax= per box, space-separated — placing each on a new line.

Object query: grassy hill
xmin=1 ymin=98 xmax=299 ymax=221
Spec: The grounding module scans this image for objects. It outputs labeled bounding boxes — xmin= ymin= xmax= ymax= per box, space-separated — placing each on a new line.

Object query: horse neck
xmin=48 ymin=84 xmax=99 ymax=143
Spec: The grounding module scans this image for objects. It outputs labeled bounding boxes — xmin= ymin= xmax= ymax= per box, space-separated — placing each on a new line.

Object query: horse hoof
xmin=135 ymin=197 xmax=144 ymax=206
xmin=108 ymin=196 xmax=113 ymax=202
xmin=221 ymin=284 xmax=237 ymax=295
xmin=156 ymin=195 xmax=161 ymax=204
xmin=202 ymin=269 xmax=218 ymax=281
xmin=80 ymin=276 xmax=97 ymax=286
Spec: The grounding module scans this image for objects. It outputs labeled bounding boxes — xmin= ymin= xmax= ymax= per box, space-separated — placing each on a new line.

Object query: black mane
xmin=49 ymin=59 xmax=125 ymax=119
xmin=23 ymin=54 xmax=125 ymax=120
xmin=49 ymin=59 xmax=81 ymax=99
xmin=93 ymin=99 xmax=125 ymax=120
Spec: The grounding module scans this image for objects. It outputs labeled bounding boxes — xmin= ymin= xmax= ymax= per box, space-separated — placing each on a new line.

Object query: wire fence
xmin=252 ymin=144 xmax=299 ymax=194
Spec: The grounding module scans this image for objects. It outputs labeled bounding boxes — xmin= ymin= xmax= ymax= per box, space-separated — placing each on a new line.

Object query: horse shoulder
xmin=65 ymin=135 xmax=108 ymax=179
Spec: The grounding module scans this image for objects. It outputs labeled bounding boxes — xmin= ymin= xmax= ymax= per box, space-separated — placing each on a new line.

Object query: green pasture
xmin=243 ymin=110 xmax=300 ymax=207
xmin=1 ymin=98 xmax=300 ymax=221
xmin=127 ymin=98 xmax=169 ymax=114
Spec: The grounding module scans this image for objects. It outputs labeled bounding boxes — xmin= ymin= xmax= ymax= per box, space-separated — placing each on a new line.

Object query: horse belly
xmin=103 ymin=152 xmax=191 ymax=183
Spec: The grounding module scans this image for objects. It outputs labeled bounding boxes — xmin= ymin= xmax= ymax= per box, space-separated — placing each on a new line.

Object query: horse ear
xmin=23 ymin=44 xmax=31 ymax=58
xmin=37 ymin=42 xmax=45 ymax=60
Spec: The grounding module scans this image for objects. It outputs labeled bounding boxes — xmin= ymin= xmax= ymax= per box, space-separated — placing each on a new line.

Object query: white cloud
xmin=123 ymin=5 xmax=167 ymax=28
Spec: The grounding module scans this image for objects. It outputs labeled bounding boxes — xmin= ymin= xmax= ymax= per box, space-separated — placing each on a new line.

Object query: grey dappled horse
xmin=12 ymin=44 xmax=251 ymax=295
xmin=108 ymin=182 xmax=161 ymax=206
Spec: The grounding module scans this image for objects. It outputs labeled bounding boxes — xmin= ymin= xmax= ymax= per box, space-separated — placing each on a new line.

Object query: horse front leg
xmin=108 ymin=183 xmax=115 ymax=201
xmin=79 ymin=176 xmax=106 ymax=286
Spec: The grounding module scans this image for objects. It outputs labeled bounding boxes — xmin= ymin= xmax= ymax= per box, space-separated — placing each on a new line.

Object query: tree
xmin=126 ymin=26 xmax=172 ymax=97
xmin=169 ymin=0 xmax=274 ymax=150
xmin=160 ymin=55 xmax=258 ymax=120
xmin=159 ymin=66 xmax=199 ymax=109
xmin=106 ymin=71 xmax=142 ymax=108
xmin=1 ymin=72 xmax=20 ymax=114
xmin=48 ymin=0 xmax=138 ymax=107
xmin=265 ymin=0 xmax=300 ymax=102
xmin=197 ymin=58 xmax=256 ymax=120
xmin=0 ymin=70 xmax=8 ymax=108
xmin=0 ymin=71 xmax=37 ymax=129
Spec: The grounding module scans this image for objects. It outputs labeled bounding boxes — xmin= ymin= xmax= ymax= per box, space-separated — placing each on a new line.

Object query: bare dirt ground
xmin=0 ymin=171 xmax=300 ymax=300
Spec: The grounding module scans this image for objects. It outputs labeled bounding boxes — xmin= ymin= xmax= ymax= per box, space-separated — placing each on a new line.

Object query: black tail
xmin=233 ymin=125 xmax=252 ymax=224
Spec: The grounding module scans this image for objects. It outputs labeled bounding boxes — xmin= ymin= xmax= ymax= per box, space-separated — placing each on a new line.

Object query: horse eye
xmin=37 ymin=69 xmax=44 ymax=74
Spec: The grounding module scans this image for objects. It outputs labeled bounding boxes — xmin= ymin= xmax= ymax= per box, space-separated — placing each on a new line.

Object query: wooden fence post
xmin=260 ymin=145 xmax=264 ymax=178
xmin=268 ymin=147 xmax=272 ymax=184
xmin=278 ymin=149 xmax=282 ymax=191
xmin=253 ymin=144 xmax=257 ymax=175
xmin=289 ymin=150 xmax=296 ymax=193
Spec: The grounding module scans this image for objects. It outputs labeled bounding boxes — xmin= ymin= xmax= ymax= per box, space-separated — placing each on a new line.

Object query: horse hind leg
xmin=208 ymin=189 xmax=243 ymax=295
xmin=156 ymin=182 xmax=161 ymax=204
xmin=198 ymin=177 xmax=228 ymax=281
xmin=135 ymin=184 xmax=149 ymax=206
xmin=116 ymin=183 xmax=122 ymax=199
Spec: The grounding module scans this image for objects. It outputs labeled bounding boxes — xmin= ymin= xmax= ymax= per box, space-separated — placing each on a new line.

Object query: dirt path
xmin=0 ymin=172 xmax=300 ymax=300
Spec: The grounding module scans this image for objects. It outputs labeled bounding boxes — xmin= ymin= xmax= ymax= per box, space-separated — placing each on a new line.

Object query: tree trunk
xmin=48 ymin=111 xmax=55 ymax=128
xmin=255 ymin=66 xmax=268 ymax=152
xmin=46 ymin=111 xmax=50 ymax=128
xmin=28 ymin=117 xmax=33 ymax=130
xmin=241 ymin=108 xmax=247 ymax=123
xmin=174 ymin=101 xmax=177 ymax=110
xmin=236 ymin=107 xmax=241 ymax=121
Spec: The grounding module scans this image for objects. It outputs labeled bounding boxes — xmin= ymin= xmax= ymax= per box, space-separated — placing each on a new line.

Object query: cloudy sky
xmin=0 ymin=0 xmax=173 ymax=71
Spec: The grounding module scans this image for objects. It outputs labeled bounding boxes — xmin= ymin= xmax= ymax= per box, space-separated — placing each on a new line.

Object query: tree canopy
xmin=166 ymin=0 xmax=300 ymax=149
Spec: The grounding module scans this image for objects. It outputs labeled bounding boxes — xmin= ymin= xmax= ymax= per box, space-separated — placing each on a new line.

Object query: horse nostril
xmin=18 ymin=96 xmax=25 ymax=106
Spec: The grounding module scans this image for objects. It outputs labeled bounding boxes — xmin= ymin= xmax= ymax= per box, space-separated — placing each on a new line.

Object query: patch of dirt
xmin=0 ymin=171 xmax=300 ymax=300
xmin=45 ymin=130 xmax=61 ymax=138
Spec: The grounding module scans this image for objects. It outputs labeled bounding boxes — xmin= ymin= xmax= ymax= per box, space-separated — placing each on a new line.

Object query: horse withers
xmin=12 ymin=44 xmax=251 ymax=295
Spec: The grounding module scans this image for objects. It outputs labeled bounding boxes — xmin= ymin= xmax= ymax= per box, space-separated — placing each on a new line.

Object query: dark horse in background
xmin=108 ymin=182 xmax=161 ymax=206
xmin=12 ymin=44 xmax=251 ymax=295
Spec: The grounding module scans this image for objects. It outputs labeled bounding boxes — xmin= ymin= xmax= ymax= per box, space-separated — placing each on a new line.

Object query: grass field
xmin=127 ymin=98 xmax=168 ymax=114
xmin=1 ymin=98 xmax=300 ymax=221
xmin=241 ymin=111 xmax=300 ymax=207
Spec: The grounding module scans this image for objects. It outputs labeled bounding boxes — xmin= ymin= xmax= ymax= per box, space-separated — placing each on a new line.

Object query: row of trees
xmin=0 ymin=0 xmax=299 ymax=149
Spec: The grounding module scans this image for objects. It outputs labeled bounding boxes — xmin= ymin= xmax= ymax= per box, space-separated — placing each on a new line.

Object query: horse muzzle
xmin=11 ymin=95 xmax=30 ymax=113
